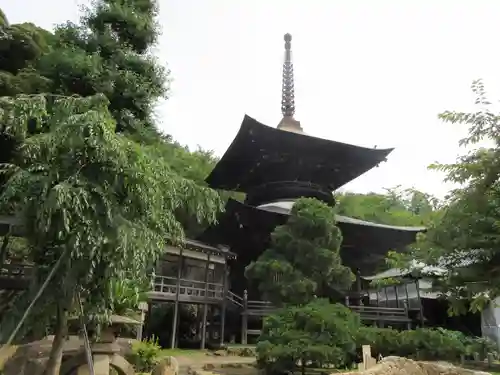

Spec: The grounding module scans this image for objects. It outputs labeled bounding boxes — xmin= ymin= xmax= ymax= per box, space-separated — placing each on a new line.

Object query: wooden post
xmin=404 ymin=281 xmax=410 ymax=306
xmin=403 ymin=300 xmax=411 ymax=330
xmin=241 ymin=290 xmax=248 ymax=345
xmin=219 ymin=261 xmax=228 ymax=346
xmin=356 ymin=269 xmax=362 ymax=305
xmin=200 ymin=253 xmax=211 ymax=349
xmin=170 ymin=248 xmax=183 ymax=349
xmin=487 ymin=352 xmax=494 ymax=367
xmin=415 ymin=279 xmax=424 ymax=327
xmin=394 ymin=285 xmax=399 ymax=308
xmin=345 ymin=295 xmax=350 ymax=306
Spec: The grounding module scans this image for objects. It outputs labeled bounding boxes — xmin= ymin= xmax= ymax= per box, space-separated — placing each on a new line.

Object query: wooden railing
xmin=227 ymin=290 xmax=244 ymax=308
xmin=246 ymin=299 xmax=275 ymax=315
xmin=151 ymin=275 xmax=224 ymax=299
xmin=349 ymin=304 xmax=412 ymax=328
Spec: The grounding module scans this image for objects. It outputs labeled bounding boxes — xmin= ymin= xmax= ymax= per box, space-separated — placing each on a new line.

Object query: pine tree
xmin=246 ymin=198 xmax=354 ymax=306
xmin=38 ymin=0 xmax=167 ymax=141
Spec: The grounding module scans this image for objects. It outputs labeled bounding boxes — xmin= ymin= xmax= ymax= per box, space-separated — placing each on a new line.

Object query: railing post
xmin=150 ymin=270 xmax=156 ymax=291
xmin=241 ymin=290 xmax=248 ymax=345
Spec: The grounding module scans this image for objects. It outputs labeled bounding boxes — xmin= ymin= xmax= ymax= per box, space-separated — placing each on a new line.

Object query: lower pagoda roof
xmin=199 ymin=199 xmax=425 ymax=275
xmin=205 ymin=115 xmax=394 ymax=193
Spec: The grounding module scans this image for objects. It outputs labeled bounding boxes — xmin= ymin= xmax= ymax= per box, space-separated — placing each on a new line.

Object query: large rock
xmin=2 ymin=336 xmax=138 ymax=375
xmin=340 ymin=356 xmax=491 ymax=375
xmin=152 ymin=356 xmax=179 ymax=375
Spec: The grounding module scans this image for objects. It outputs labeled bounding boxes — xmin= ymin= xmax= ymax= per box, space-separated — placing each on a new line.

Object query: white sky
xmin=3 ymin=0 xmax=500 ymax=198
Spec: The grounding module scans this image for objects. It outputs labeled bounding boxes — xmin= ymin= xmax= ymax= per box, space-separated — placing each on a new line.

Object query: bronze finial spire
xmin=278 ymin=33 xmax=303 ymax=133
xmin=281 ymin=33 xmax=295 ymax=117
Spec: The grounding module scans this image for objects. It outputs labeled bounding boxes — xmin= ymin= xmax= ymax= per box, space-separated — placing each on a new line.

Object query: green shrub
xmin=126 ymin=336 xmax=162 ymax=372
xmin=256 ymin=300 xmax=361 ymax=374
xmin=357 ymin=327 xmax=406 ymax=358
xmin=465 ymin=335 xmax=498 ymax=359
xmin=356 ymin=326 xmax=497 ymax=361
xmin=406 ymin=328 xmax=465 ymax=360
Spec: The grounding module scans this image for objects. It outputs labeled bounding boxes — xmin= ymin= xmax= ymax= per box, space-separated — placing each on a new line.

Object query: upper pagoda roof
xmin=206 ymin=115 xmax=394 ymax=192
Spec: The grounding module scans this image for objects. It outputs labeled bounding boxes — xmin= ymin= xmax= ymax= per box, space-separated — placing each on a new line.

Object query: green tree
xmin=256 ymin=299 xmax=360 ymax=374
xmin=0 ymin=9 xmax=53 ymax=186
xmin=0 ymin=94 xmax=222 ymax=375
xmin=336 ymin=187 xmax=440 ymax=227
xmin=398 ymin=80 xmax=500 ymax=314
xmin=245 ymin=198 xmax=354 ymax=306
xmin=37 ymin=0 xmax=167 ymax=141
xmin=0 ymin=9 xmax=53 ymax=97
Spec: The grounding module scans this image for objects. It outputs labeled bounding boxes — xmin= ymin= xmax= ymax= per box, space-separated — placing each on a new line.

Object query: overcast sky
xmin=3 ymin=0 xmax=500 ymax=198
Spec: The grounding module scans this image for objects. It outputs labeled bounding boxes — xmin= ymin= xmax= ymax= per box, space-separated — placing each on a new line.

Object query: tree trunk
xmin=42 ymin=304 xmax=68 ymax=375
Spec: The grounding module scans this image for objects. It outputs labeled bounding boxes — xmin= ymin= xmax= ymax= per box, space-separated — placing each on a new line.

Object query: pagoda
xmin=199 ymin=34 xmax=425 ymax=298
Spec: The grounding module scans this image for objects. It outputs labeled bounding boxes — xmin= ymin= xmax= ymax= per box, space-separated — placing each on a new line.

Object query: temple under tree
xmin=2 ymin=33 xmax=480 ymax=350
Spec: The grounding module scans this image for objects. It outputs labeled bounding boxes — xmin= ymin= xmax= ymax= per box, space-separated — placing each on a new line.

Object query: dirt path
xmin=175 ymin=353 xmax=256 ymax=368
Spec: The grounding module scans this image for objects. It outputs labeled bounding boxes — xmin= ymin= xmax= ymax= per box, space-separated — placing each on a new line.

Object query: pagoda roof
xmin=199 ymin=199 xmax=425 ymax=275
xmin=206 ymin=115 xmax=394 ymax=192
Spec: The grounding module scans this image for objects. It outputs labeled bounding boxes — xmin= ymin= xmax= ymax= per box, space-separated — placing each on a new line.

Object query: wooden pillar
xmin=219 ymin=260 xmax=228 ymax=346
xmin=403 ymin=300 xmax=411 ymax=330
xmin=415 ymin=279 xmax=425 ymax=327
xmin=241 ymin=290 xmax=248 ymax=345
xmin=344 ymin=295 xmax=350 ymax=306
xmin=404 ymin=281 xmax=410 ymax=305
xmin=170 ymin=248 xmax=183 ymax=349
xmin=356 ymin=269 xmax=362 ymax=305
xmin=200 ymin=253 xmax=211 ymax=349
xmin=394 ymin=285 xmax=399 ymax=308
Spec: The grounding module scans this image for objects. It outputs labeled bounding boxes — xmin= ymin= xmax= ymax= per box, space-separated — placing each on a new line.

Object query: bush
xmin=357 ymin=327 xmax=407 ymax=358
xmin=126 ymin=336 xmax=162 ymax=373
xmin=356 ymin=326 xmax=497 ymax=361
xmin=256 ymin=300 xmax=361 ymax=375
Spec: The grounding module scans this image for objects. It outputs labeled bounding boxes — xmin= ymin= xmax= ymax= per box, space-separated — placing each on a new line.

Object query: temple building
xmin=199 ymin=33 xmax=425 ymax=300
